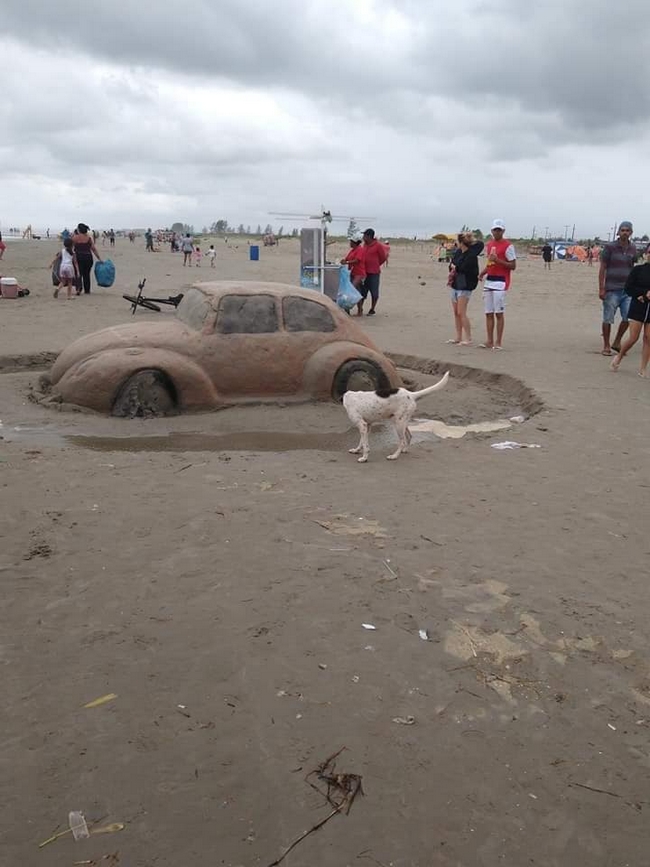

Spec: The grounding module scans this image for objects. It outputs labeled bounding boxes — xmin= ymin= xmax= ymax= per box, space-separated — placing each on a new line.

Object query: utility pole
xmin=531 ymin=225 xmax=536 ymax=241
xmin=564 ymin=225 xmax=570 ymax=241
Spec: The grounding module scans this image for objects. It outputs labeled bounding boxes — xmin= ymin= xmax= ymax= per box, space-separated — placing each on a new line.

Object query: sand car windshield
xmin=175 ymin=288 xmax=212 ymax=330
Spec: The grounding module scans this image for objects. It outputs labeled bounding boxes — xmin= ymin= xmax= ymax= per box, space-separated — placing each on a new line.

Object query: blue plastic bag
xmin=94 ymin=259 xmax=115 ymax=287
xmin=336 ymin=266 xmax=362 ymax=311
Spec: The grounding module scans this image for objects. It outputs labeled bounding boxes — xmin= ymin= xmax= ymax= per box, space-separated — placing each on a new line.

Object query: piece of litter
xmin=177 ymin=704 xmax=187 ymax=709
xmin=392 ymin=715 xmax=416 ymax=725
xmin=296 ymin=713 xmax=303 ymax=719
xmin=276 ymin=690 xmax=288 ymax=697
xmin=69 ymin=811 xmax=90 ymax=841
xmin=83 ymin=693 xmax=117 ymax=709
xmin=352 ymin=675 xmax=360 ymax=683
xmin=528 ymin=793 xmax=538 ymax=800
xmin=364 ymin=645 xmax=375 ymax=651
xmin=608 ymin=723 xmax=617 ymax=731
xmin=318 ymin=663 xmax=328 ymax=670
xmin=418 ymin=629 xmax=429 ymax=641
xmin=362 ymin=623 xmax=376 ymax=630
xmin=509 ymin=415 xmax=526 ymax=424
xmin=491 ymin=441 xmax=541 ymax=450
xmin=91 ymin=822 xmax=125 ymax=836
xmin=38 ymin=828 xmax=73 ymax=849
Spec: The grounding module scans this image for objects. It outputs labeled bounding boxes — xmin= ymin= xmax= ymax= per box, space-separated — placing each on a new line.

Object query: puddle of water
xmin=410 ymin=418 xmax=512 ymax=439
xmin=3 ymin=425 xmax=439 ymax=453
xmin=2 ymin=418 xmax=511 ymax=453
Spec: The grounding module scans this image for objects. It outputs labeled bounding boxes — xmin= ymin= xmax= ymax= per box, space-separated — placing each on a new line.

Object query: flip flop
xmin=601 ymin=349 xmax=612 ymax=356
xmin=478 ymin=344 xmax=493 ymax=349
xmin=445 ymin=339 xmax=460 ymax=344
xmin=611 ymin=346 xmax=621 ymax=353
xmin=493 ymin=346 xmax=504 ymax=351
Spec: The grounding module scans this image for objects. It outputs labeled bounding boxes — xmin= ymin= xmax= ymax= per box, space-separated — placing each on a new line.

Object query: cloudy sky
xmin=2 ymin=0 xmax=649 ymax=238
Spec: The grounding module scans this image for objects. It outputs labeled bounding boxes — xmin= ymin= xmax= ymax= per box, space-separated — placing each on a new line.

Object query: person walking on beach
xmin=205 ymin=244 xmax=217 ymax=268
xmin=446 ymin=232 xmax=484 ymax=345
xmin=72 ymin=223 xmax=102 ymax=294
xmin=610 ymin=247 xmax=650 ymax=377
xmin=478 ymin=220 xmax=516 ymax=350
xmin=542 ymin=242 xmax=553 ymax=270
xmin=599 ymin=221 xmax=636 ymax=356
xmin=341 ymin=232 xmax=366 ymax=291
xmin=0 ymin=231 xmax=5 ymax=260
xmin=358 ymin=228 xmax=388 ymax=315
xmin=145 ymin=228 xmax=155 ymax=252
xmin=51 ymin=238 xmax=79 ymax=300
xmin=193 ymin=245 xmax=202 ymax=267
xmin=109 ymin=229 xmax=116 ymax=248
xmin=181 ymin=234 xmax=194 ymax=266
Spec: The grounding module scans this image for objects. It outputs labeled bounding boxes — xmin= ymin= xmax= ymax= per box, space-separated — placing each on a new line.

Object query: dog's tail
xmin=411 ymin=371 xmax=450 ymax=400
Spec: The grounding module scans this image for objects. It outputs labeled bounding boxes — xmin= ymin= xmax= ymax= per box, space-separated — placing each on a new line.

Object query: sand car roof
xmin=192 ymin=281 xmax=337 ymax=306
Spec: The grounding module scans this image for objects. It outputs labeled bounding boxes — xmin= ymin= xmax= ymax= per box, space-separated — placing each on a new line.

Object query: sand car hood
xmin=51 ymin=320 xmax=197 ymax=385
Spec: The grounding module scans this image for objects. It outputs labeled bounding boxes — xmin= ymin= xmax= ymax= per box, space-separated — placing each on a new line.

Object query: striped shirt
xmin=601 ymin=240 xmax=637 ymax=292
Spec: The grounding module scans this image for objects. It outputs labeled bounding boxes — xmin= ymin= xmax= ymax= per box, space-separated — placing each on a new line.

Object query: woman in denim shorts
xmin=446 ymin=232 xmax=484 ymax=345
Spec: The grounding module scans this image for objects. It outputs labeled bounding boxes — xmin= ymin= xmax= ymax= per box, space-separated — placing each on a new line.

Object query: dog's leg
xmin=387 ymin=417 xmax=408 ymax=461
xmin=355 ymin=421 xmax=370 ymax=463
xmin=349 ymin=420 xmax=365 ymax=455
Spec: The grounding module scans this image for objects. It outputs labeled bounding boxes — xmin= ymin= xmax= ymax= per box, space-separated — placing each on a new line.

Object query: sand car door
xmin=213 ymin=293 xmax=297 ymax=397
xmin=280 ymin=295 xmax=338 ymax=373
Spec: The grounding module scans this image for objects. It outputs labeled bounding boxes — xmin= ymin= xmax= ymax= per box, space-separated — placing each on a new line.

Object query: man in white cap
xmin=478 ymin=220 xmax=517 ymax=349
xmin=598 ymin=221 xmax=636 ymax=356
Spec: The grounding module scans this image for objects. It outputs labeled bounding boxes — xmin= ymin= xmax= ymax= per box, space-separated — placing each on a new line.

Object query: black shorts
xmin=627 ymin=298 xmax=650 ymax=324
xmin=360 ymin=273 xmax=380 ymax=302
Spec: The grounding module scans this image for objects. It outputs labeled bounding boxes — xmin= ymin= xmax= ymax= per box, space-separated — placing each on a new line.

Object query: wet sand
xmin=1 ymin=237 xmax=649 ymax=866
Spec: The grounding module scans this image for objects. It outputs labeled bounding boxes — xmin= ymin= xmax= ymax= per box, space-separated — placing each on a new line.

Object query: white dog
xmin=343 ymin=371 xmax=450 ymax=462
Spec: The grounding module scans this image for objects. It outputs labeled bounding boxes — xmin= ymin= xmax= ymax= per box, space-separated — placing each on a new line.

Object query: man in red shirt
xmin=358 ymin=228 xmax=388 ymax=315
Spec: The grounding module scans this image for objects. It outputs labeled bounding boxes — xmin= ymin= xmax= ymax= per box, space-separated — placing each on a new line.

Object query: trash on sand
xmin=392 ymin=715 xmax=416 ymax=725
xmin=69 ymin=811 xmax=90 ymax=841
xmin=91 ymin=823 xmax=125 ymax=836
xmin=362 ymin=623 xmax=376 ymax=630
xmin=266 ymin=747 xmax=363 ymax=867
xmin=84 ymin=693 xmax=118 ymax=709
xmin=313 ymin=516 xmax=388 ymax=538
xmin=418 ymin=629 xmax=430 ymax=641
xmin=509 ymin=415 xmax=526 ymax=424
xmin=352 ymin=675 xmax=360 ymax=683
xmin=39 ymin=828 xmax=73 ymax=849
xmin=608 ymin=723 xmax=617 ymax=731
xmin=491 ymin=441 xmax=541 ymax=450
xmin=318 ymin=663 xmax=328 ymax=670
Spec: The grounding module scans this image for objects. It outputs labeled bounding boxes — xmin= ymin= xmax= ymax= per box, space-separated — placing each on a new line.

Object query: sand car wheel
xmin=112 ymin=369 xmax=178 ymax=418
xmin=332 ymin=359 xmax=390 ymax=402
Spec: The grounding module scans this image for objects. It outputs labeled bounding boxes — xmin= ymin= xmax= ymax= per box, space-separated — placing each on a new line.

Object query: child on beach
xmin=205 ymin=244 xmax=217 ymax=268
xmin=193 ymin=245 xmax=202 ymax=267
xmin=51 ymin=238 xmax=79 ymax=300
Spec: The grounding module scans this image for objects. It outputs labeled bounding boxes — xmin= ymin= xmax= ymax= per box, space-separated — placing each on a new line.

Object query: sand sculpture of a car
xmin=49 ymin=282 xmax=402 ymax=416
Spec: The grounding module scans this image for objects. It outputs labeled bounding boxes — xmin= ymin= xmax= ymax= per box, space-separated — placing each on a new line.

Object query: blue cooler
xmin=249 ymin=245 xmax=259 ymax=261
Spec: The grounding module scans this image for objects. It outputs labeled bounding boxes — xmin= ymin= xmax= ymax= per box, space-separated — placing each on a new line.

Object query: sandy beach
xmin=1 ymin=237 xmax=649 ymax=866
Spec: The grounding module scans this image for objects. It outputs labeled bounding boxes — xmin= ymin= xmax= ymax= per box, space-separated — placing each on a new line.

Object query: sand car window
xmin=282 ymin=297 xmax=336 ymax=332
xmin=217 ymin=295 xmax=278 ymax=334
xmin=175 ymin=288 xmax=211 ymax=330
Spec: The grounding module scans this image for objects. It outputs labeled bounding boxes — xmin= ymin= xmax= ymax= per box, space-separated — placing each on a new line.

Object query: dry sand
xmin=1 ymin=237 xmax=649 ymax=866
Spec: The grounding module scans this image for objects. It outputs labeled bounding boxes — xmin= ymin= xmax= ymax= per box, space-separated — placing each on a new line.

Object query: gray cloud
xmin=2 ymin=0 xmax=650 ymax=235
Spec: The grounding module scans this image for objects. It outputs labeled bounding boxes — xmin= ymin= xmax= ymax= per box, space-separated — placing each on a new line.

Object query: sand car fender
xmin=301 ymin=341 xmax=401 ymax=400
xmin=54 ymin=348 xmax=221 ymax=413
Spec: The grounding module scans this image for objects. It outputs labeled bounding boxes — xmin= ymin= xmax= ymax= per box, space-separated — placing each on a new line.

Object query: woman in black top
xmin=72 ymin=223 xmax=102 ymax=295
xmin=446 ymin=232 xmax=484 ymax=345
xmin=611 ymin=252 xmax=650 ymax=377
